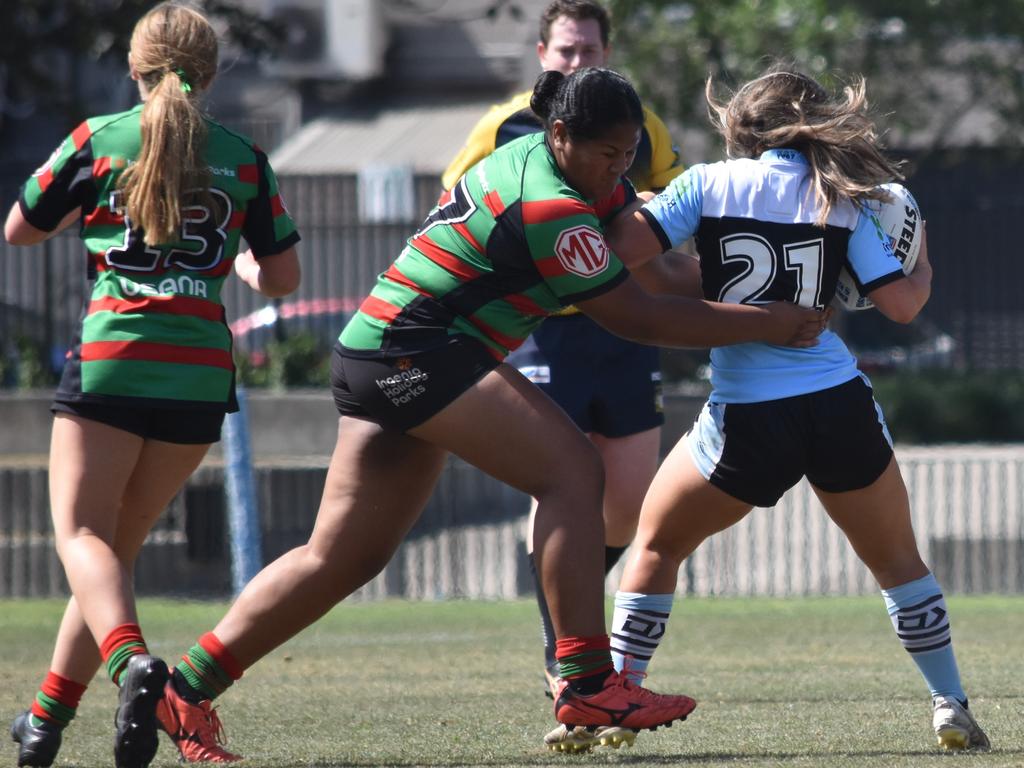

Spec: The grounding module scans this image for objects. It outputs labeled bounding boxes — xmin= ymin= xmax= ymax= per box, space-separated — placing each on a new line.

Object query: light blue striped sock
xmin=882 ymin=572 xmax=965 ymax=702
xmin=611 ymin=591 xmax=674 ymax=684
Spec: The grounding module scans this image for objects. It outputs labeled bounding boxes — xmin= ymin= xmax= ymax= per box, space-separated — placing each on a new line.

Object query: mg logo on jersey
xmin=555 ymin=225 xmax=609 ymax=277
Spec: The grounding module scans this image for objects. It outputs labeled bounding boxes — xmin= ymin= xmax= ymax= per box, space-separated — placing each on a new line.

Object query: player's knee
xmin=865 ymin=551 xmax=928 ymax=586
xmin=633 ymin=529 xmax=695 ymax=571
xmin=535 ymin=440 xmax=604 ymax=509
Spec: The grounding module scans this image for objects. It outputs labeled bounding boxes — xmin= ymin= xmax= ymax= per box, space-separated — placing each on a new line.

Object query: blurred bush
xmin=871 ymin=370 xmax=1024 ymax=443
xmin=236 ymin=332 xmax=330 ymax=389
xmin=1 ymin=336 xmax=57 ymax=389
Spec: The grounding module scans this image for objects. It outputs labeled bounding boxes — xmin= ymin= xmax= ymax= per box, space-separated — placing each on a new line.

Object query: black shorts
xmin=685 ymin=375 xmax=894 ymax=507
xmin=331 ymin=336 xmax=500 ymax=433
xmin=505 ymin=313 xmax=663 ymax=438
xmin=51 ymin=400 xmax=225 ymax=444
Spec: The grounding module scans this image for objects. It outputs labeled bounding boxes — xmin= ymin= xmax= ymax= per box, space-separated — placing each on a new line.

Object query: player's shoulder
xmin=695 ymin=156 xmax=788 ymax=199
xmin=519 ymin=171 xmax=594 ymax=227
xmin=710 ymin=156 xmax=772 ymax=185
xmin=517 ymin=136 xmax=573 ymax=198
xmin=472 ymin=89 xmax=534 ymax=133
xmin=206 ymin=119 xmax=264 ymax=157
xmin=640 ymin=104 xmax=671 ymax=132
xmin=79 ymin=105 xmax=143 ymax=141
xmin=491 ymin=89 xmax=533 ymax=116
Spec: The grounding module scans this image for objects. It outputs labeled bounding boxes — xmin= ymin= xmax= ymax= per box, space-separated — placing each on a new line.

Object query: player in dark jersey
xmin=443 ymin=5 xmax=688 ymax=737
xmin=4 ymin=5 xmax=299 ymax=767
xmin=605 ymin=66 xmax=989 ymax=752
xmin=155 ymin=67 xmax=825 ymax=758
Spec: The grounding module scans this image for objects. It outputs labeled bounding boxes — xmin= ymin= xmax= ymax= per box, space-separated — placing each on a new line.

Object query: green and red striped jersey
xmin=18 ymin=104 xmax=300 ymax=409
xmin=340 ymin=132 xmax=632 ymax=359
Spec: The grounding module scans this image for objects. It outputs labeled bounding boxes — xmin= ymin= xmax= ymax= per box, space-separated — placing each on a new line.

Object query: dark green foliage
xmin=234 ymin=349 xmax=270 ymax=389
xmin=236 ymin=334 xmax=331 ymax=389
xmin=236 ymin=332 xmax=331 ymax=390
xmin=265 ymin=332 xmax=330 ymax=389
xmin=1 ymin=336 xmax=56 ymax=389
xmin=872 ymin=370 xmax=1024 ymax=443
xmin=606 ymin=0 xmax=1024 ymax=156
xmin=0 ymin=0 xmax=283 ymax=128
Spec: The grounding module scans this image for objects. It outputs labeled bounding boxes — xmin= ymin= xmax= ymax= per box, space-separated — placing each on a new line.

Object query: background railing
xmin=2 ymin=445 xmax=1022 ymax=599
xmin=3 ymin=163 xmax=1024 ymax=373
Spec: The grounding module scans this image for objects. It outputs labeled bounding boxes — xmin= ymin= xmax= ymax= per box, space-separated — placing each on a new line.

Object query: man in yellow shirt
xmin=442 ymin=0 xmax=685 ymax=752
xmin=443 ymin=3 xmax=681 ymax=192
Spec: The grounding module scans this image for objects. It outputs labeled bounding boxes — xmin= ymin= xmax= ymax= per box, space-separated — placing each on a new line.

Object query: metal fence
xmin=3 ymin=159 xmax=1024 ymax=373
xmin=2 ymin=445 xmax=1023 ymax=599
xmin=0 ymin=173 xmax=448 ymax=373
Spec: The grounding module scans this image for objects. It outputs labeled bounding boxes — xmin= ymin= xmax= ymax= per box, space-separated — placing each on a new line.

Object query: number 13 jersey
xmin=641 ymin=149 xmax=906 ymax=403
xmin=17 ymin=104 xmax=300 ymax=409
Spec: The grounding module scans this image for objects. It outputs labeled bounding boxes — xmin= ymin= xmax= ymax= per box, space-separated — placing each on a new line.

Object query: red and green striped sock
xmin=99 ymin=623 xmax=147 ymax=686
xmin=175 ymin=632 xmax=243 ymax=701
xmin=556 ymin=635 xmax=614 ymax=695
xmin=29 ymin=671 xmax=88 ymax=729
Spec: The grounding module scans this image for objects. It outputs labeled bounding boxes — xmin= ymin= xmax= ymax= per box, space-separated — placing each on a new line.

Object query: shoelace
xmin=619 ymin=660 xmax=649 ymax=686
xmin=609 ymin=672 xmax=683 ymax=704
xmin=192 ymin=702 xmax=229 ymax=746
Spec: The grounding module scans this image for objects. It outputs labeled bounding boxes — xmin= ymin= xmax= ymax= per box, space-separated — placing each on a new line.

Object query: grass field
xmin=2 ymin=596 xmax=1023 ymax=767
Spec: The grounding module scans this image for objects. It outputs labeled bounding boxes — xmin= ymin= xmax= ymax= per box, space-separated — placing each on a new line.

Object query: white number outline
xmin=418 ymin=176 xmax=478 ymax=237
xmin=104 ymin=187 xmax=233 ymax=273
xmin=716 ymin=233 xmax=826 ymax=309
xmin=783 ymin=238 xmax=825 ymax=309
xmin=718 ymin=233 xmax=775 ymax=304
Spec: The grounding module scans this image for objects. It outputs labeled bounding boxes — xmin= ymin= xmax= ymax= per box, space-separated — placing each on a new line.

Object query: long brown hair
xmin=117 ymin=2 xmax=218 ymax=246
xmin=706 ymin=65 xmax=903 ymax=226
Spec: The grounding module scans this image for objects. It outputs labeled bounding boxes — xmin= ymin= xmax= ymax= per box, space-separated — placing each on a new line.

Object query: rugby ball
xmin=834 ymin=183 xmax=921 ymax=311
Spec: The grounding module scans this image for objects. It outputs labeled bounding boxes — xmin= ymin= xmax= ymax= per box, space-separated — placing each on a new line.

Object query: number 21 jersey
xmin=641 ymin=149 xmax=905 ymax=403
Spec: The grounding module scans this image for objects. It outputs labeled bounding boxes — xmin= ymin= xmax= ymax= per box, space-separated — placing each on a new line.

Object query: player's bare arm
xmin=4 ymin=205 xmax=80 ymax=246
xmin=234 ymin=246 xmax=301 ymax=298
xmin=868 ymin=225 xmax=932 ymax=324
xmin=604 ymin=206 xmax=665 ymax=269
xmin=577 ymin=276 xmax=824 ymax=349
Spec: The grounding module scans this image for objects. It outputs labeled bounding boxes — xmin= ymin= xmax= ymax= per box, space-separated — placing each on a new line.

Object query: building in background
xmin=1 ymin=0 xmax=1022 ymax=373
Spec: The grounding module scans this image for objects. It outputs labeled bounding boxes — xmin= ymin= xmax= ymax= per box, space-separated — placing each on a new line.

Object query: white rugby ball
xmin=834 ymin=183 xmax=921 ymax=311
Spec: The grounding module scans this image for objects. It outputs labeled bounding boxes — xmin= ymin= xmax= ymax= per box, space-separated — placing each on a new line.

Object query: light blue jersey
xmin=642 ymin=149 xmax=905 ymax=402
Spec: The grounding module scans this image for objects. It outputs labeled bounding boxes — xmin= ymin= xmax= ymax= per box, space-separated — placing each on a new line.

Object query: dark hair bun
xmin=531 ymin=70 xmax=566 ymax=121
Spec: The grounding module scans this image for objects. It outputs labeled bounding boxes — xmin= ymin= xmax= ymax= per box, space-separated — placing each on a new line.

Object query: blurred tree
xmin=1 ymin=0 xmax=283 ymax=129
xmin=606 ymin=0 xmax=1024 ymax=159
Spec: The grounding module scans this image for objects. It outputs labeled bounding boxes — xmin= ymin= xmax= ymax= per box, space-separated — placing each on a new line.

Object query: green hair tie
xmin=173 ymin=67 xmax=192 ymax=93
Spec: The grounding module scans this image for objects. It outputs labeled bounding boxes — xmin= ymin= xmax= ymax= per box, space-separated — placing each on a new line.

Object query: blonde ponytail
xmin=117 ymin=3 xmax=218 ymax=246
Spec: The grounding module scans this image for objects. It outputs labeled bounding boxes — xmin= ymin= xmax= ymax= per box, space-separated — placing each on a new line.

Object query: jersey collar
xmin=759 ymin=148 xmax=808 ymax=164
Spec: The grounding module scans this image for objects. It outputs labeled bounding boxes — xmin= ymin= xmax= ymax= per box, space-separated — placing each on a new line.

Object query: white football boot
xmin=543 ymin=723 xmax=636 ymax=753
xmin=932 ymin=695 xmax=990 ymax=751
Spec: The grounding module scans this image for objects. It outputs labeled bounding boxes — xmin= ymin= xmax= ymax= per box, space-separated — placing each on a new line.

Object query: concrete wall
xmin=0 ymin=389 xmax=706 ymax=460
xmin=4 ymin=443 xmax=1024 ymax=600
xmin=0 ymin=390 xmax=705 ymax=599
xmin=7 ymin=393 xmax=1023 ymax=600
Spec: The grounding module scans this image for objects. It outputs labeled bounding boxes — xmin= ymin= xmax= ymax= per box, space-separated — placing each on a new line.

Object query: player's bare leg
xmin=209 ymin=417 xmax=448 ymax=666
xmin=541 ymin=426 xmax=660 ymax=751
xmin=187 ymin=366 xmax=694 ymax=753
xmin=622 ymin=439 xmax=753 ymax=594
xmin=44 ymin=415 xmax=209 ymax=768
xmin=207 ymin=365 xmax=608 ymax=664
xmin=817 ymin=457 xmax=988 ymax=751
xmin=592 ymin=427 xmax=660 ymax=548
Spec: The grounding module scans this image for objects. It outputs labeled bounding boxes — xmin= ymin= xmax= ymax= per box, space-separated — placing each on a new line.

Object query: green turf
xmin=2 ymin=595 xmax=1023 ymax=767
